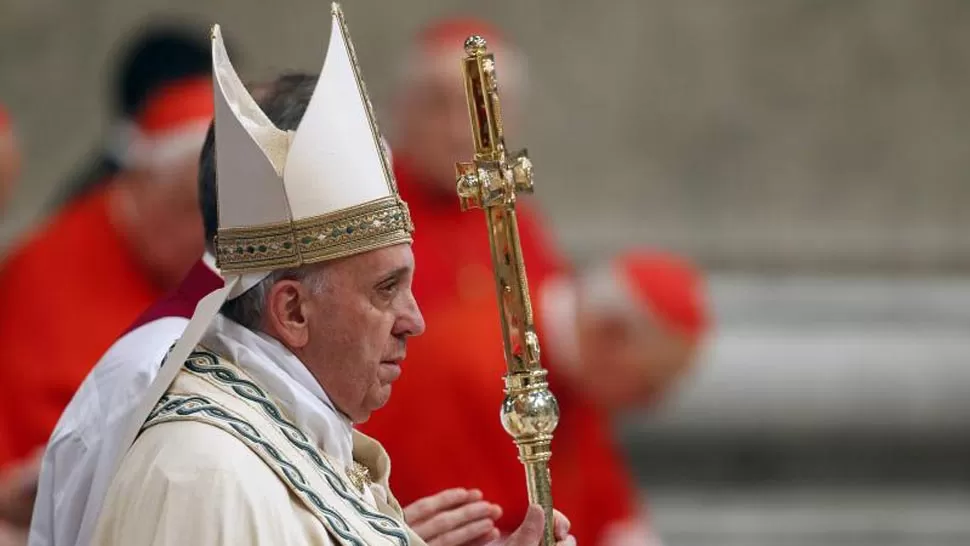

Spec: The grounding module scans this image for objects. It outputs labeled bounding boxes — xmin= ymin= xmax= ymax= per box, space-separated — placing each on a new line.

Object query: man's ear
xmin=265 ymin=279 xmax=310 ymax=349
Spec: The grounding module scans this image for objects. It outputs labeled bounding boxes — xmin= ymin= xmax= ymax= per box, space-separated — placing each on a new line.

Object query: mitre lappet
xmin=107 ymin=2 xmax=414 ymax=479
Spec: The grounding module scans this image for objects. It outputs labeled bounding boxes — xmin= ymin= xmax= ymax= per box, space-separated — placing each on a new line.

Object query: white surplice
xmin=28 ymin=255 xmax=221 ymax=546
xmin=28 ymin=316 xmax=190 ymax=546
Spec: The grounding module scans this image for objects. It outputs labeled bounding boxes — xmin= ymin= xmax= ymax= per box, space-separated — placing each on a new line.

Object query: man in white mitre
xmin=28 ymin=73 xmax=516 ymax=546
xmin=29 ymin=76 xmax=510 ymax=546
xmin=90 ymin=6 xmax=575 ymax=546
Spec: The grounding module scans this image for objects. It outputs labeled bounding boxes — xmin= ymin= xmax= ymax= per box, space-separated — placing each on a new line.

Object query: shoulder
xmin=2 ymin=189 xmax=112 ymax=268
xmin=0 ymin=189 xmax=116 ymax=307
xmin=134 ymin=420 xmax=282 ymax=483
xmin=105 ymin=317 xmax=188 ymax=368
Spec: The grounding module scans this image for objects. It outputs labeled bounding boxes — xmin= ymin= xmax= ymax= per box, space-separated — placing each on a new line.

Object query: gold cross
xmin=346 ymin=461 xmax=372 ymax=493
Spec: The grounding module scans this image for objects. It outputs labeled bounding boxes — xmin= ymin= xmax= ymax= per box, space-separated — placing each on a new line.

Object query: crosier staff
xmin=455 ymin=35 xmax=560 ymax=546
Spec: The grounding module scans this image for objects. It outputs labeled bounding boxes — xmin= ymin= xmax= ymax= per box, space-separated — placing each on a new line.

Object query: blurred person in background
xmin=49 ymin=22 xmax=214 ymax=210
xmin=382 ymin=18 xmax=559 ymax=316
xmin=0 ymin=105 xmax=21 ymax=213
xmin=361 ymin=18 xmax=710 ymax=546
xmin=542 ymin=251 xmax=709 ymax=413
xmin=0 ymin=77 xmax=213 ymax=472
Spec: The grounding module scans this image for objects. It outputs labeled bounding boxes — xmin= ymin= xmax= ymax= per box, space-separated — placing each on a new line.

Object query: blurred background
xmin=2 ymin=1 xmax=970 ymax=545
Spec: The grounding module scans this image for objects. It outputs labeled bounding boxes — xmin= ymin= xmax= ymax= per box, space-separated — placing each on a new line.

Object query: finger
xmin=506 ymin=504 xmax=545 ymax=546
xmin=404 ymin=488 xmax=472 ymax=524
xmin=555 ymin=535 xmax=577 ymax=546
xmin=410 ymin=501 xmax=501 ymax=541
xmin=428 ymin=519 xmax=497 ymax=546
xmin=552 ymin=510 xmax=571 ymax=540
xmin=404 ymin=488 xmax=472 ymax=522
xmin=466 ymin=528 xmax=501 ymax=546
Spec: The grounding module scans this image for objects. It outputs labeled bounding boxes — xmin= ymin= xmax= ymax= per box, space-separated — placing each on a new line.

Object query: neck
xmin=282 ymin=341 xmax=357 ymax=425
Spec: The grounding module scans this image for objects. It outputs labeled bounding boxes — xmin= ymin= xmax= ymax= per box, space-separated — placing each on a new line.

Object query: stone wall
xmin=3 ymin=0 xmax=970 ymax=271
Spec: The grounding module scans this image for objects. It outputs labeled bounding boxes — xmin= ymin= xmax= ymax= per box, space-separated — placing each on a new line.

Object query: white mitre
xmin=213 ymin=4 xmax=412 ymax=297
xmin=104 ymin=2 xmax=413 ymax=493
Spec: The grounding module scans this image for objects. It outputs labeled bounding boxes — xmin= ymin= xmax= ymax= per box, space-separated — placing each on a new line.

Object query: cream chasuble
xmin=91 ymin=315 xmax=425 ymax=546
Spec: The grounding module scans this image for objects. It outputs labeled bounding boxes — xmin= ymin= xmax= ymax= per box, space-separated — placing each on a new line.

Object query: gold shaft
xmin=455 ymin=35 xmax=560 ymax=546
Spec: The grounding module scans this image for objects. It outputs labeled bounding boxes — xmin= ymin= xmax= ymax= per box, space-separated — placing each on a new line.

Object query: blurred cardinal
xmin=542 ymin=249 xmax=710 ymax=412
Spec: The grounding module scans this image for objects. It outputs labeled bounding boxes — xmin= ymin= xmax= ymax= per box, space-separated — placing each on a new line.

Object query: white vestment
xmin=90 ymin=315 xmax=422 ymax=546
xmin=28 ymin=317 xmax=189 ymax=546
xmin=28 ymin=255 xmax=221 ymax=546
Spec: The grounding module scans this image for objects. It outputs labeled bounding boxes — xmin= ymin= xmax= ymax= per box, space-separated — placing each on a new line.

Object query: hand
xmin=404 ymin=488 xmax=502 ymax=546
xmin=0 ymin=452 xmax=41 ymax=528
xmin=505 ymin=505 xmax=575 ymax=546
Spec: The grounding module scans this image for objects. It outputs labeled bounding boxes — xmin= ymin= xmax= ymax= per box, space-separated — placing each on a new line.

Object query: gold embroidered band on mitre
xmin=215 ymin=195 xmax=414 ymax=274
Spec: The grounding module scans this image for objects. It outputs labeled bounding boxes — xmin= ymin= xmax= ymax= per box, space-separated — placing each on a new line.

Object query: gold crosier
xmin=455 ymin=36 xmax=560 ymax=546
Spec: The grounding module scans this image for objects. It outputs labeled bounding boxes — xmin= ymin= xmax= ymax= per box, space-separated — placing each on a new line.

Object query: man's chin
xmin=359 ymin=384 xmax=395 ymax=422
xmin=379 ymin=384 xmax=394 ymax=407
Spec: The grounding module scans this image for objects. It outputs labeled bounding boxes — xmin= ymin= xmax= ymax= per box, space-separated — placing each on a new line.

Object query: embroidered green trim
xmin=145 ymin=394 xmax=368 ymax=546
xmin=180 ymin=351 xmax=408 ymax=546
xmin=215 ymin=196 xmax=414 ymax=274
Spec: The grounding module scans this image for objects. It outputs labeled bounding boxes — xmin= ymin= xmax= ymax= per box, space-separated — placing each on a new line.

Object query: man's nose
xmin=400 ymin=291 xmax=426 ymax=338
xmin=409 ymin=294 xmax=425 ymax=336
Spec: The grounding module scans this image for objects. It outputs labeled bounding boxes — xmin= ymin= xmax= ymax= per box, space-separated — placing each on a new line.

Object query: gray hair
xmin=220 ymin=264 xmax=329 ymax=331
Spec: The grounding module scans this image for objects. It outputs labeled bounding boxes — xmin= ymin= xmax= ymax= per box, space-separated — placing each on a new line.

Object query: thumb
xmin=506 ymin=505 xmax=546 ymax=546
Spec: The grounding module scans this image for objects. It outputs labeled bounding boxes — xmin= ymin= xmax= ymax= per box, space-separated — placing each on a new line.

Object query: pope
xmin=29 ymin=75 xmax=518 ymax=546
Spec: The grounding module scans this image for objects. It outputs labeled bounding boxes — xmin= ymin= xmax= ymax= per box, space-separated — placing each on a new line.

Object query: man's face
xmin=574 ymin=301 xmax=696 ymax=411
xmin=299 ymin=244 xmax=425 ymax=423
xmin=123 ymin=155 xmax=204 ymax=288
xmin=393 ymin=48 xmax=520 ymax=194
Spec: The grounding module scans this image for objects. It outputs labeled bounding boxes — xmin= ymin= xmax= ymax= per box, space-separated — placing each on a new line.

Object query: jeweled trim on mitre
xmin=215 ymin=195 xmax=414 ymax=274
xmin=294 ymin=195 xmax=414 ymax=265
xmin=215 ymin=221 xmax=299 ymax=272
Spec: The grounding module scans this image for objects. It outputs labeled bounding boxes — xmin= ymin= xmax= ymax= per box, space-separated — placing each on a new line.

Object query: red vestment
xmin=124 ymin=259 xmax=223 ymax=334
xmin=0 ymin=186 xmax=163 ymax=467
xmin=361 ymin=158 xmax=642 ymax=546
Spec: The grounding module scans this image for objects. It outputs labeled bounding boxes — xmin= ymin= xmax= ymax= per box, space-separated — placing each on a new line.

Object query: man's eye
xmin=378 ymin=280 xmax=399 ymax=294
